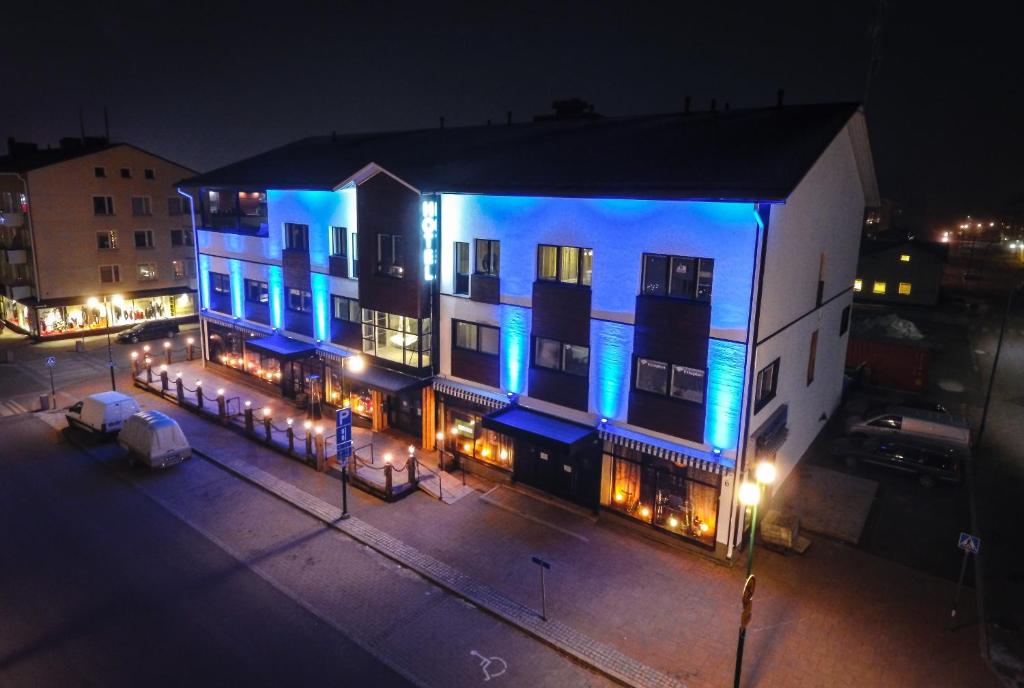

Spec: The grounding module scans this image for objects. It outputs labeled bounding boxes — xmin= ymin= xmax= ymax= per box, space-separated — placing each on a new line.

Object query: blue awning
xmin=482 ymin=406 xmax=596 ymax=451
xmin=245 ymin=334 xmax=318 ymax=359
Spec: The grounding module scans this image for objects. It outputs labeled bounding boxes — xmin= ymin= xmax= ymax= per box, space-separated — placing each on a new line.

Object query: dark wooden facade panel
xmin=470 ymin=274 xmax=500 ymax=304
xmin=531 ymin=281 xmax=591 ymax=345
xmin=451 ymin=348 xmax=500 ymax=388
xmin=529 ymin=368 xmax=589 ymax=411
xmin=330 ymin=319 xmax=361 ymax=349
xmin=282 ymin=249 xmax=311 ymax=293
xmin=328 ymin=255 xmax=349 ymax=279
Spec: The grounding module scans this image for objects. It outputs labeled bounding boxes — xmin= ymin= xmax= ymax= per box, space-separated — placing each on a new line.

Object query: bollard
xmin=195 ymin=381 xmax=204 ymax=409
xmin=408 ymin=456 xmax=417 ymax=486
xmin=286 ymin=418 xmax=295 ymax=452
xmin=160 ymin=367 xmax=169 ymax=392
xmin=145 ymin=357 xmax=153 ymax=384
xmin=217 ymin=389 xmax=226 ymax=420
xmin=244 ymin=401 xmax=254 ymax=432
xmin=175 ymin=374 xmax=184 ymax=403
xmin=164 ymin=341 xmax=172 ymax=365
xmin=186 ymin=337 xmax=195 ymax=361
xmin=131 ymin=352 xmax=139 ymax=376
xmin=314 ymin=426 xmax=325 ymax=472
xmin=263 ymin=408 xmax=272 ymax=443
xmin=304 ymin=421 xmax=313 ymax=459
xmin=385 ymin=464 xmax=393 ymax=495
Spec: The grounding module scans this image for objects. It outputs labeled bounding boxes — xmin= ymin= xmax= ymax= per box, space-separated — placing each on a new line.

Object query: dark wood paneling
xmin=451 ymin=347 xmax=500 ymax=388
xmin=529 ymin=367 xmax=589 ymax=411
xmin=470 ymin=274 xmax=500 ymax=305
xmin=330 ymin=319 xmax=361 ymax=349
xmin=245 ymin=301 xmax=270 ymax=325
xmin=283 ymin=310 xmax=313 ymax=337
xmin=531 ymin=281 xmax=591 ymax=345
xmin=356 ymin=174 xmax=428 ymax=319
xmin=282 ymin=249 xmax=311 ymax=293
xmin=328 ymin=256 xmax=349 ymax=279
xmin=627 ymin=295 xmax=712 ymax=444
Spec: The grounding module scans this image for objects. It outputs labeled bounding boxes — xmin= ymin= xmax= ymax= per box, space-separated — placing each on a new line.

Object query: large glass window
xmin=444 ymin=407 xmax=514 ymax=470
xmin=642 ymin=253 xmax=713 ymax=301
xmin=238 ymin=192 xmax=266 ymax=220
xmin=454 ymin=242 xmax=470 ymax=295
xmin=361 ymin=308 xmax=430 ymax=368
xmin=287 ymin=288 xmax=312 ymax=312
xmin=134 ymin=230 xmax=154 ymax=248
xmin=475 ymin=239 xmax=499 ymax=276
xmin=377 ymin=234 xmax=404 ymax=277
xmin=534 ymin=336 xmax=562 ymax=370
xmin=453 ymin=319 xmax=500 ymax=355
xmin=210 ymin=272 xmax=230 ymax=293
xmin=538 ymin=245 xmax=558 ymax=281
xmin=537 ymin=244 xmax=592 ymax=286
xmin=137 ymin=263 xmax=158 ymax=281
xmin=331 ymin=295 xmax=359 ymax=322
xmin=330 ymin=226 xmax=347 ymax=257
xmin=99 ymin=264 xmax=121 ymax=284
xmin=533 ymin=336 xmax=589 ymax=376
xmin=245 ymin=279 xmax=269 ymax=303
xmin=96 ymin=231 xmax=118 ymax=250
xmin=93 ymin=196 xmax=114 ymax=215
xmin=284 ymin=223 xmax=309 ymax=251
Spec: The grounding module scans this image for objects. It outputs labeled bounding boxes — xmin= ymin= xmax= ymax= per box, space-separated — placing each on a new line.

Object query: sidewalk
xmin=136 ymin=361 xmax=998 ymax=688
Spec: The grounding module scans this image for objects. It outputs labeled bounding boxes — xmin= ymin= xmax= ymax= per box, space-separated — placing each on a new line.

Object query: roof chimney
xmin=777 ymin=89 xmax=785 ymax=108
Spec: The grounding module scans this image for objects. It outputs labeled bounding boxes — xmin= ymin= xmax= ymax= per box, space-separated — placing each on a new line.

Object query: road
xmin=0 ymin=412 xmax=413 ymax=688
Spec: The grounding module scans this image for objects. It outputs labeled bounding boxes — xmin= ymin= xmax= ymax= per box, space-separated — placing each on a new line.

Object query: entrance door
xmin=516 ymin=440 xmax=600 ymax=509
xmin=285 ymin=360 xmax=305 ymax=399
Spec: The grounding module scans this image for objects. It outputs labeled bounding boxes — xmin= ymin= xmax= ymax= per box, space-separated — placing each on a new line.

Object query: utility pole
xmin=105 ymin=296 xmax=116 ymax=391
xmin=976 ymin=282 xmax=1023 ymax=447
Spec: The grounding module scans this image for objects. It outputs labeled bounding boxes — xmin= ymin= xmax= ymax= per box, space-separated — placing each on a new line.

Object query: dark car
xmin=831 ymin=436 xmax=964 ymax=487
xmin=116 ymin=320 xmax=179 ymax=344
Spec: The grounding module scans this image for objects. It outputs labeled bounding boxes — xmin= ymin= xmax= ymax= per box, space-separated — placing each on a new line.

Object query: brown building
xmin=0 ymin=137 xmax=198 ymax=338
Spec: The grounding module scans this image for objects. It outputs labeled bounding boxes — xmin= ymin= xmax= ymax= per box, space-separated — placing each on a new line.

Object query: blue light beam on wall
xmin=267 ymin=265 xmax=284 ymax=329
xmin=590 ymin=319 xmax=633 ymax=420
xmin=229 ymin=260 xmax=245 ymax=318
xmin=705 ymin=339 xmax=746 ymax=454
xmin=199 ymin=254 xmax=211 ymax=309
xmin=499 ymin=304 xmax=531 ymax=395
xmin=310 ymin=272 xmax=330 ymax=341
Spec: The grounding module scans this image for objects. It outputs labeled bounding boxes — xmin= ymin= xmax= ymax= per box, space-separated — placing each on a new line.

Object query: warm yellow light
xmin=160 ymin=364 xmax=167 ymax=371
xmin=738 ymin=481 xmax=760 ymax=507
xmin=331 ymin=391 xmax=339 ymax=399
xmin=639 ymin=505 xmax=651 ymax=519
xmin=163 ymin=341 xmax=171 ymax=349
xmin=356 ymin=403 xmax=365 ymax=413
xmin=480 ymin=448 xmax=490 ymax=457
xmin=755 ymin=461 xmax=777 ymax=485
xmin=347 ymin=355 xmax=366 ymax=373
xmin=111 ymin=294 xmax=124 ymax=306
xmin=462 ymin=442 xmax=471 ymax=452
xmin=262 ymin=407 xmax=271 ymax=417
xmin=131 ymin=351 xmax=138 ymax=359
xmin=195 ymin=379 xmax=202 ymax=387
xmin=614 ymin=492 xmax=624 ymax=503
xmin=668 ymin=516 xmax=679 ymax=528
xmin=303 ymin=420 xmax=312 ymax=430
xmin=343 ymin=399 xmax=351 ymax=408
xmin=216 ymin=388 xmax=225 ymax=396
xmin=451 ymin=427 xmax=459 ymax=435
xmin=87 ymin=297 xmax=99 ymax=308
xmin=436 ymin=432 xmax=445 ymax=441
xmin=315 ymin=425 xmax=324 ymax=435
xmin=274 ymin=371 xmax=281 ymax=379
xmin=898 ymin=282 xmax=912 ymax=296
xmin=186 ymin=337 xmax=194 ymax=345
xmin=699 ymin=522 xmax=710 ymax=533
xmin=143 ymin=345 xmax=151 ymax=352
xmin=286 ymin=418 xmax=293 ymax=426
xmin=499 ymin=449 xmax=509 ymax=461
xmin=853 ymin=279 xmax=862 ymax=292
xmin=384 ymin=453 xmax=393 ymax=464
xmin=899 ymin=254 xmax=911 ymax=262
xmin=872 ymin=281 xmax=886 ymax=295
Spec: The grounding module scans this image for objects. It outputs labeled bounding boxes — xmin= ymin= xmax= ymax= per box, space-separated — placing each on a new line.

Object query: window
xmin=94 ymin=166 xmax=106 ymax=178
xmin=170 ymin=229 xmax=193 ymax=246
xmin=807 ymin=330 xmax=818 ymax=385
xmin=817 ymin=253 xmax=826 ymax=307
xmin=168 ymin=197 xmax=189 ymax=216
xmin=134 ymin=230 xmax=155 ymax=248
xmin=641 ymin=253 xmax=714 ymax=301
xmin=377 ymin=234 xmax=404 ymax=277
xmin=144 ymin=169 xmax=155 ymax=180
xmin=533 ymin=336 xmax=590 ymax=376
xmin=287 ymin=288 xmax=312 ymax=312
xmin=93 ymin=196 xmax=114 ymax=215
xmin=96 ymin=231 xmax=118 ymax=250
xmin=899 ymin=282 xmax=912 ymax=296
xmin=454 ymin=242 xmax=470 ymax=295
xmin=120 ymin=168 xmax=131 ymax=179
xmin=900 ymin=254 xmax=911 ymax=262
xmin=872 ymin=281 xmax=887 ymax=294
xmin=475 ymin=239 xmax=500 ymax=276
xmin=330 ymin=226 xmax=347 ymax=257
xmin=172 ymin=260 xmax=186 ymax=279
xmin=361 ymin=309 xmax=431 ymax=368
xmin=754 ymin=358 xmax=780 ymax=411
xmin=284 ymin=223 xmax=309 ymax=251
xmin=671 ymin=365 xmax=705 ymax=403
xmin=453 ymin=320 xmax=500 ymax=355
xmin=331 ymin=295 xmax=359 ymax=322
xmin=537 ymin=244 xmax=592 ymax=286
xmin=245 ymin=279 xmax=269 ymax=303
xmin=636 ymin=358 xmax=668 ymax=394
xmin=840 ymin=305 xmax=851 ymax=336
xmin=351 ymin=232 xmax=359 ymax=276
xmin=131 ymin=196 xmax=152 ymax=216
xmin=634 ymin=358 xmax=705 ymax=404
xmin=210 ymin=272 xmax=230 ymax=293
xmin=99 ymin=265 xmax=121 ymax=284
xmin=853 ymin=278 xmax=863 ymax=292
xmin=137 ymin=263 xmax=158 ymax=281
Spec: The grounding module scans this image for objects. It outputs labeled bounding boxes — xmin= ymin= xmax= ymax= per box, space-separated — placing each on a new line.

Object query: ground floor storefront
xmin=1 ymin=288 xmax=196 ymax=338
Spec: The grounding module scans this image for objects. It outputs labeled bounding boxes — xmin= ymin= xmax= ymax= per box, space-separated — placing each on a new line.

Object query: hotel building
xmin=181 ymin=102 xmax=877 ymax=558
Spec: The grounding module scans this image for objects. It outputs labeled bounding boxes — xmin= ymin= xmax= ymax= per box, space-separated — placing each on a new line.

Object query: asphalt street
xmin=0 ymin=411 xmax=412 ymax=688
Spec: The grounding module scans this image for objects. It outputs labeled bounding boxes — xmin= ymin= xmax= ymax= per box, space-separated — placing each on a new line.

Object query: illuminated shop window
xmin=361 ymin=309 xmax=431 ymax=368
xmin=443 ymin=408 xmax=513 ymax=470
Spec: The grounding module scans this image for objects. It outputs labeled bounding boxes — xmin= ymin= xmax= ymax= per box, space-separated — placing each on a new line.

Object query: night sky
xmin=3 ymin=1 xmax=1021 ymax=226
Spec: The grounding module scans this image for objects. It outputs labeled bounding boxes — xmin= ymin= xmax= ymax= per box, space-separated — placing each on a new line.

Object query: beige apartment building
xmin=0 ymin=136 xmax=198 ymax=338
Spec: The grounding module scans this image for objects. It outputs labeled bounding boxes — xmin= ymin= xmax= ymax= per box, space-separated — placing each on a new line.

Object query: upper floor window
xmin=207 ymin=189 xmax=236 ymax=215
xmin=538 ymin=244 xmax=592 ymax=286
xmin=872 ymin=281 xmax=886 ymax=295
xmin=454 ymin=242 xmax=470 ymax=295
xmin=287 ymin=287 xmax=312 ymax=312
xmin=331 ymin=295 xmax=359 ymax=322
xmin=641 ymin=253 xmax=713 ymax=301
xmin=853 ymin=278 xmax=863 ymax=292
xmin=202 ymin=189 xmax=268 ymax=235
xmin=131 ymin=196 xmax=152 ymax=216
xmin=377 ymin=234 xmax=404 ymax=278
xmin=351 ymin=232 xmax=359 ymax=275
xmin=94 ymin=166 xmax=106 ymax=178
xmin=168 ymin=197 xmax=189 ymax=216
xmin=134 ymin=230 xmax=155 ymax=248
xmin=144 ymin=169 xmax=155 ymax=180
xmin=99 ymin=264 xmax=121 ymax=284
xmin=137 ymin=262 xmax=158 ymax=281
xmin=172 ymin=260 xmax=186 ymax=279
xmin=96 ymin=231 xmax=118 ymax=250
xmin=634 ymin=357 xmax=706 ymax=404
xmin=284 ymin=223 xmax=309 ymax=251
xmin=244 ymin=279 xmax=269 ymax=303
xmin=330 ymin=226 xmax=348 ymax=258
xmin=120 ymin=168 xmax=132 ymax=179
xmin=807 ymin=330 xmax=818 ymax=385
xmin=454 ymin=320 xmax=499 ymax=355
xmin=534 ymin=336 xmax=589 ymax=376
xmin=210 ymin=272 xmax=230 ymax=293
xmin=899 ymin=254 xmax=911 ymax=262
xmin=237 ymin=192 xmax=265 ymax=221
xmin=475 ymin=239 xmax=500 ymax=276
xmin=93 ymin=196 xmax=114 ymax=215
xmin=170 ymin=229 xmax=193 ymax=247
xmin=754 ymin=358 xmax=780 ymax=411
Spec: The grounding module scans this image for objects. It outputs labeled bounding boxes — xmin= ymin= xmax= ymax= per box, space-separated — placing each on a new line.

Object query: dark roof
xmin=860 ymin=239 xmax=950 ymax=262
xmin=0 ymin=140 xmax=117 ymax=173
xmin=345 ymin=363 xmax=427 ymax=394
xmin=245 ymin=334 xmax=318 ymax=359
xmin=482 ymin=406 xmax=596 ymax=450
xmin=181 ymin=102 xmax=862 ymax=201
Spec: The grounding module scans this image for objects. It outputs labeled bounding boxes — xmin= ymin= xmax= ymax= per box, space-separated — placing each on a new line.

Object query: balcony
xmin=3 ymin=249 xmax=27 ymax=265
xmin=0 ymin=211 xmax=25 ymax=228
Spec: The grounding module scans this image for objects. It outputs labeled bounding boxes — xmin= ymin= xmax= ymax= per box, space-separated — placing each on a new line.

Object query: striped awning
xmin=599 ymin=426 xmax=734 ymax=475
xmin=432 ymin=378 xmax=509 ymax=411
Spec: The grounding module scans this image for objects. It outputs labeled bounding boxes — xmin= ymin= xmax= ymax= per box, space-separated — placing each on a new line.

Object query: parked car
xmin=832 ymin=436 xmax=965 ymax=487
xmin=66 ymin=391 xmax=141 ymax=435
xmin=118 ymin=410 xmax=191 ymax=469
xmin=117 ymin=320 xmax=179 ymax=344
xmin=864 ymin=399 xmax=949 ymax=417
xmin=844 ymin=405 xmax=970 ymax=449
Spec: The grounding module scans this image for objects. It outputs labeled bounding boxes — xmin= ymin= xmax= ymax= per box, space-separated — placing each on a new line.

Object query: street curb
xmin=191 ymin=446 xmax=686 ymax=688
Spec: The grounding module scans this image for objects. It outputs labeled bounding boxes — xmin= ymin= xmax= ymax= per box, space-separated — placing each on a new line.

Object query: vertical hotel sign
xmin=421 ymin=194 xmax=439 ymax=281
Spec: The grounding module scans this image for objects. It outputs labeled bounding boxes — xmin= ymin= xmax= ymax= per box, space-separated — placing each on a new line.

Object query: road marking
xmin=470 ymin=650 xmax=508 ymax=681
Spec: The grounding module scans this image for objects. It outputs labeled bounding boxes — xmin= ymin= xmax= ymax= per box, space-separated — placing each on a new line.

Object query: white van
xmin=845 ymin=406 xmax=971 ymax=449
xmin=118 ymin=410 xmax=191 ymax=469
xmin=65 ymin=392 xmax=141 ymax=435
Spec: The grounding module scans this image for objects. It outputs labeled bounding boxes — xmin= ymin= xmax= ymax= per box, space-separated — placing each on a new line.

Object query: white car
xmin=66 ymin=392 xmax=141 ymax=435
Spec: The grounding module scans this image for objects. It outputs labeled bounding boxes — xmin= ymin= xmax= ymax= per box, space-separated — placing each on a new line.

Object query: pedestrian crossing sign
xmin=957 ymin=532 xmax=981 ymax=554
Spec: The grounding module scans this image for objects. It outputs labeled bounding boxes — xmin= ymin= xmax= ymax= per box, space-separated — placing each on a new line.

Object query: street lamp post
xmin=733 ymin=460 xmax=777 ymax=688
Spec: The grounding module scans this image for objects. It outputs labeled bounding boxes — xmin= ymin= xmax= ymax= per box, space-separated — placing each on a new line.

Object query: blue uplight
xmin=198 ymin=254 xmax=211 ymax=309
xmin=310 ymin=272 xmax=330 ymax=342
xmin=229 ymin=260 xmax=245 ymax=319
xmin=267 ymin=265 xmax=284 ymax=329
xmin=705 ymin=339 xmax=746 ymax=453
xmin=590 ymin=319 xmax=633 ymax=420
xmin=499 ymin=304 xmax=531 ymax=395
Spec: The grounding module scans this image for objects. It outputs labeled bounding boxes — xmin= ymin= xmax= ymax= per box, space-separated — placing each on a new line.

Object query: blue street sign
xmin=336 ymin=408 xmax=353 ymax=467
xmin=531 ymin=556 xmax=551 ymax=570
xmin=957 ymin=532 xmax=981 ymax=554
